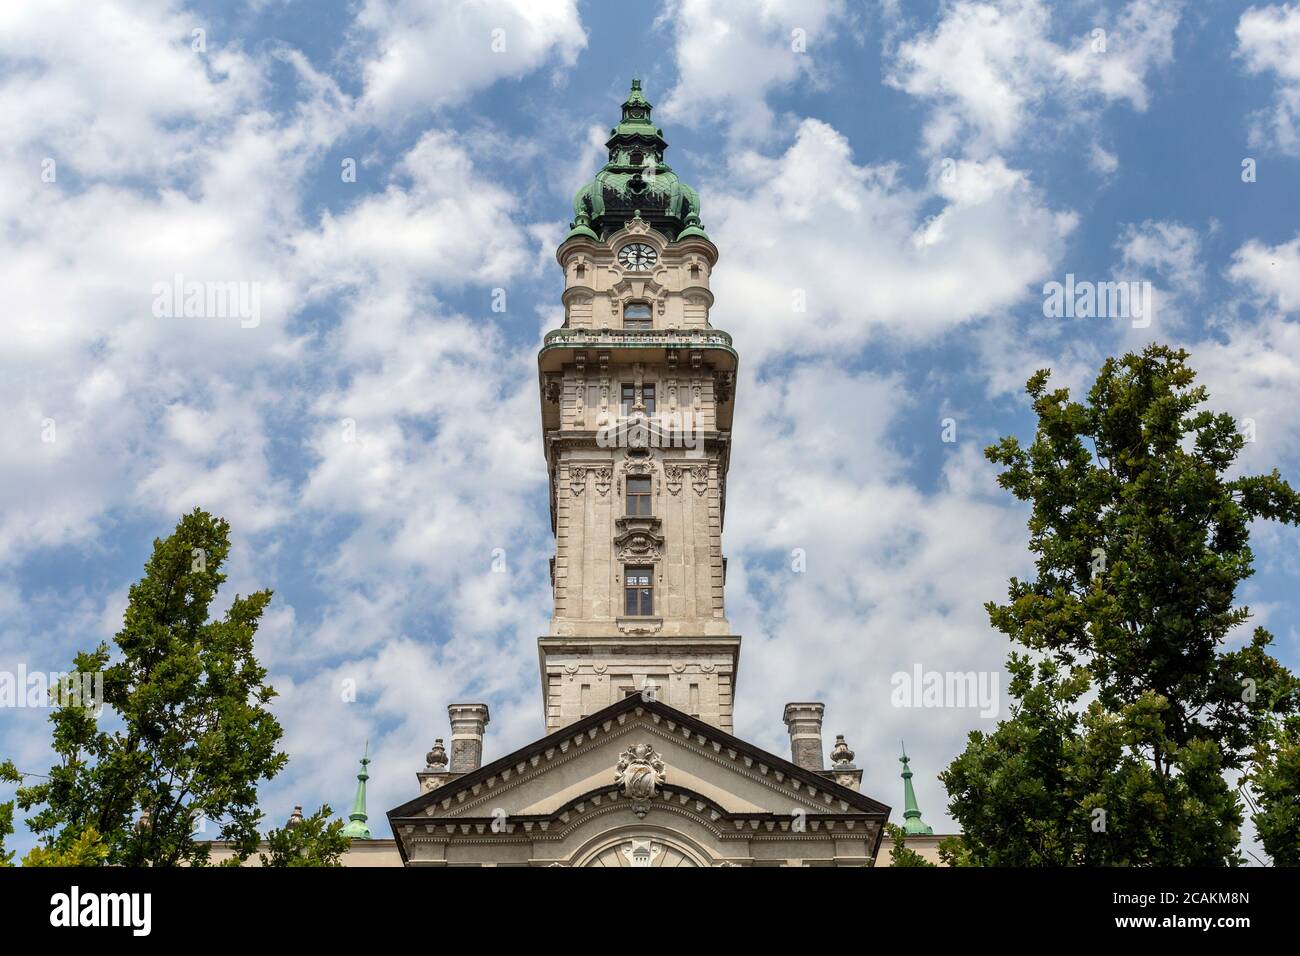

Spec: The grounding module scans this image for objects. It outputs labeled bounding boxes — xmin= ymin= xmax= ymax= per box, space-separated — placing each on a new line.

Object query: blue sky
xmin=3 ymin=0 xmax=1300 ymax=854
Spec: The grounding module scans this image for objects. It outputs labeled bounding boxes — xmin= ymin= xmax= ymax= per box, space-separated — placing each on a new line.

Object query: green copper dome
xmin=565 ymin=79 xmax=709 ymax=244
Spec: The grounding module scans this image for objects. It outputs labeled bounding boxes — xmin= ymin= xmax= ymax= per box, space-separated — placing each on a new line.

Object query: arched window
xmin=624 ymin=302 xmax=652 ymax=330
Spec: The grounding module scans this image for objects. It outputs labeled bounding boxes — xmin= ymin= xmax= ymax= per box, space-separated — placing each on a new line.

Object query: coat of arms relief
xmin=614 ymin=743 xmax=666 ymax=818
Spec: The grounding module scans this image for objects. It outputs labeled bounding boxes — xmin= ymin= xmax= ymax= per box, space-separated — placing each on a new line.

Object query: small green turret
xmin=341 ymin=745 xmax=372 ymax=840
xmin=900 ymin=743 xmax=933 ymax=836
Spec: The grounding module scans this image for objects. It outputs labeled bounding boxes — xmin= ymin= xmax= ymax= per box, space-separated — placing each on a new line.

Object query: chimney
xmin=448 ymin=703 xmax=491 ymax=772
xmin=782 ymin=702 xmax=825 ymax=771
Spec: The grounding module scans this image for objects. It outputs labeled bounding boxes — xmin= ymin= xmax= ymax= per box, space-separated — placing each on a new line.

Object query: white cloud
xmin=723 ymin=362 xmax=1031 ymax=827
xmin=887 ymin=0 xmax=1182 ymax=155
xmin=0 ymin=5 xmax=341 ymax=562
xmin=355 ymin=0 xmax=587 ymax=121
xmin=657 ymin=0 xmax=849 ymax=140
xmin=705 ymin=119 xmax=1073 ymax=363
xmin=1089 ymin=142 xmax=1120 ymax=175
xmin=1228 ymin=233 xmax=1300 ymax=313
xmin=0 ymin=0 xmax=262 ymax=179
xmin=1237 ymin=3 xmax=1300 ymax=155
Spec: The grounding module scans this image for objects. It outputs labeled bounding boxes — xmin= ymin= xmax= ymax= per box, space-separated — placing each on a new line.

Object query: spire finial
xmin=899 ymin=741 xmax=933 ymax=835
xmin=342 ymin=745 xmax=373 ymax=840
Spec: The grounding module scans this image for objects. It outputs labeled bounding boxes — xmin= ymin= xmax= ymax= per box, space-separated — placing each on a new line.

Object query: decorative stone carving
xmin=615 ymin=515 xmax=664 ymax=562
xmin=622 ymin=839 xmax=661 ymax=867
xmin=615 ymin=743 xmax=666 ymax=817
xmin=714 ymin=370 xmax=735 ymax=404
xmin=664 ymin=463 xmax=683 ymax=495
xmin=594 ymin=466 xmax=612 ymax=496
xmin=618 ymin=455 xmax=655 ymax=494
xmin=425 ymin=738 xmax=448 ymax=771
xmin=830 ymin=734 xmax=855 ymax=768
xmin=569 ymin=466 xmax=587 ymax=496
xmin=691 ymin=464 xmax=709 ymax=496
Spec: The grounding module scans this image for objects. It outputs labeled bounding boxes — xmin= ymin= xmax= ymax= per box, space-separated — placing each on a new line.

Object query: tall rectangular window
xmin=620 ymin=383 xmax=656 ymax=415
xmin=626 ymin=476 xmax=652 ymax=516
xmin=624 ymin=566 xmax=654 ymax=616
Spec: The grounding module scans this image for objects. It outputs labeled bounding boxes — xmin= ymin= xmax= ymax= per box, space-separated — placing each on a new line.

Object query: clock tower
xmin=385 ymin=81 xmax=892 ymax=866
xmin=537 ymin=79 xmax=740 ymax=733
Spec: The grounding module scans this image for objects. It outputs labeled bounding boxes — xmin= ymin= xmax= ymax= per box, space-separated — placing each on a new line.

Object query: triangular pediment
xmin=388 ymin=696 xmax=888 ymax=862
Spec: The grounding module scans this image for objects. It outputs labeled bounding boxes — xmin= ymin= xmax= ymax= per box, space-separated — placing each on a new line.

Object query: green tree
xmin=259 ymin=805 xmax=351 ymax=867
xmin=1248 ymin=711 xmax=1300 ymax=865
xmin=15 ymin=509 xmax=288 ymax=866
xmin=22 ymin=827 xmax=110 ymax=867
xmin=943 ymin=345 xmax=1299 ymax=866
xmin=0 ymin=759 xmax=17 ymax=866
xmin=885 ymin=822 xmax=936 ymax=867
xmin=937 ymin=835 xmax=976 ymax=867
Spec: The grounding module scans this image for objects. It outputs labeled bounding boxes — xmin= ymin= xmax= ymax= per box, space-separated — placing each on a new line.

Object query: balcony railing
xmin=542 ymin=327 xmax=734 ymax=350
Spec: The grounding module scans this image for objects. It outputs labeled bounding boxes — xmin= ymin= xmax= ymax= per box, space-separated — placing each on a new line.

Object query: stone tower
xmin=537 ymin=79 xmax=740 ymax=733
xmin=385 ymin=82 xmax=892 ymax=867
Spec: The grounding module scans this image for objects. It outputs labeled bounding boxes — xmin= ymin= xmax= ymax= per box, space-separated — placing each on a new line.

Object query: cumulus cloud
xmin=0 ymin=0 xmax=262 ymax=178
xmin=0 ymin=0 xmax=572 ymax=840
xmin=704 ymin=119 xmax=1073 ymax=363
xmin=1228 ymin=233 xmax=1300 ymax=313
xmin=722 ymin=362 xmax=1030 ymax=825
xmin=355 ymin=0 xmax=587 ymax=121
xmin=0 ymin=5 xmax=339 ymax=563
xmin=887 ymin=0 xmax=1182 ymax=155
xmin=1236 ymin=3 xmax=1300 ymax=155
xmin=657 ymin=0 xmax=849 ymax=140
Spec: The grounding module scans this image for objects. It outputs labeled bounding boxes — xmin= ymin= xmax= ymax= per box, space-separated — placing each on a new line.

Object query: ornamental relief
xmin=615 ymin=529 xmax=663 ymax=562
xmin=664 ymin=464 xmax=682 ymax=495
xmin=614 ymin=743 xmax=667 ymax=818
xmin=660 ymin=463 xmax=707 ymax=496
xmin=618 ymin=455 xmax=656 ymax=493
xmin=691 ymin=464 xmax=709 ymax=496
xmin=568 ymin=464 xmax=613 ymax=497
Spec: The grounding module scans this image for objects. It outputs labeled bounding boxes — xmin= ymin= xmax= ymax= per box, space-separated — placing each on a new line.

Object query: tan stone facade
xmin=538 ymin=216 xmax=740 ymax=734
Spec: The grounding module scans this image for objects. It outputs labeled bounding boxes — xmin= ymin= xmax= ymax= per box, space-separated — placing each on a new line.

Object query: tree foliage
xmin=885 ymin=823 xmax=936 ymax=867
xmin=0 ymin=759 xmax=17 ymax=866
xmin=1248 ymin=713 xmax=1300 ymax=865
xmin=15 ymin=509 xmax=287 ymax=866
xmin=259 ymin=805 xmax=351 ymax=867
xmin=942 ymin=346 xmax=1300 ymax=865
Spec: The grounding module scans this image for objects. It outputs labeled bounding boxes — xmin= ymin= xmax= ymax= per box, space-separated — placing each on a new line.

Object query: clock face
xmin=618 ymin=243 xmax=658 ymax=271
